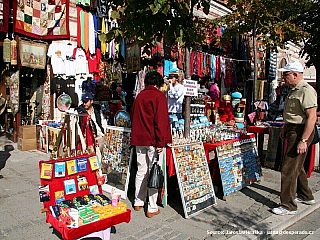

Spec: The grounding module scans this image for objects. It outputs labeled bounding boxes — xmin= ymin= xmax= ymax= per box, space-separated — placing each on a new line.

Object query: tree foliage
xmin=211 ymin=0 xmax=308 ymax=50
xmin=100 ymin=0 xmax=212 ymax=54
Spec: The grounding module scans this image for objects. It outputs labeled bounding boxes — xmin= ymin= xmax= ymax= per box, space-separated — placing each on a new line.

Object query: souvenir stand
xmin=39 ymin=154 xmax=131 ymax=240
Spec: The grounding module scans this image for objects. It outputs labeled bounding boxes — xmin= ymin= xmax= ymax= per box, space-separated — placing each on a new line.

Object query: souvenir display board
xmin=171 ymin=142 xmax=217 ymax=218
xmin=215 ymin=135 xmax=263 ymax=198
xmin=102 ymin=126 xmax=132 ymax=199
xmin=39 ymin=154 xmax=131 ymax=240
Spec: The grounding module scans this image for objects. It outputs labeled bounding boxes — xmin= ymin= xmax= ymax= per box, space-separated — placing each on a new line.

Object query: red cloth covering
xmin=306 ymin=144 xmax=316 ymax=178
xmin=247 ymin=126 xmax=270 ymax=134
xmin=46 ymin=209 xmax=131 ymax=240
xmin=0 ymin=0 xmax=9 ymax=32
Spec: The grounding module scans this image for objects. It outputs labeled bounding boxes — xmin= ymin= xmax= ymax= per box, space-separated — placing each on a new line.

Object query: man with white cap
xmin=272 ymin=61 xmax=317 ymax=215
xmin=167 ymin=68 xmax=184 ymax=119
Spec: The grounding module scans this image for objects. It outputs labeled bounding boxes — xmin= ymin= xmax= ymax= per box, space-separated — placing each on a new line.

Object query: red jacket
xmin=131 ymin=86 xmax=172 ymax=148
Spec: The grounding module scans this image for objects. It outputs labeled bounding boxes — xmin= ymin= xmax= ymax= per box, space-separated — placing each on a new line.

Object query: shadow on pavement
xmin=0 ymin=144 xmax=14 ymax=179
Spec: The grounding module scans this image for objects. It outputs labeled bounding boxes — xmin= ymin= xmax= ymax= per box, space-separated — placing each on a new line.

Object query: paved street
xmin=1 ymin=136 xmax=320 ymax=240
xmin=270 ymin=208 xmax=320 ymax=240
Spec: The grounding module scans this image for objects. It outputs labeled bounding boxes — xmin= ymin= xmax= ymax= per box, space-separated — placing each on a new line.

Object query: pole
xmin=184 ymin=47 xmax=191 ymax=138
xmin=253 ymin=20 xmax=257 ymax=104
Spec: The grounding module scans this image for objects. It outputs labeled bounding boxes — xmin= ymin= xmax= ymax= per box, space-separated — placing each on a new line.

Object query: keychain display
xmin=216 ymin=135 xmax=263 ymax=198
xmin=172 ymin=142 xmax=217 ymax=218
xmin=101 ymin=126 xmax=132 ymax=199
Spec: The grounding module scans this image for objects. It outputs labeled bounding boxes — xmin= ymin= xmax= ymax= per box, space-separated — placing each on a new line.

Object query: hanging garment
xmin=80 ymin=9 xmax=85 ymax=49
xmin=88 ymin=12 xmax=96 ymax=54
xmin=77 ymin=7 xmax=82 ymax=47
xmin=211 ymin=55 xmax=215 ymax=79
xmin=215 ymin=56 xmax=221 ymax=81
xmin=3 ymin=36 xmax=11 ymax=63
xmin=84 ymin=11 xmax=89 ymax=51
xmin=190 ymin=51 xmax=194 ymax=76
xmin=100 ymin=18 xmax=106 ymax=55
xmin=224 ymin=59 xmax=233 ymax=88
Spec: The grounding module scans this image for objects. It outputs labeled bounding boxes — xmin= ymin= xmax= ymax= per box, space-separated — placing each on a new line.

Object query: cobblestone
xmin=163 ymin=230 xmax=181 ymax=239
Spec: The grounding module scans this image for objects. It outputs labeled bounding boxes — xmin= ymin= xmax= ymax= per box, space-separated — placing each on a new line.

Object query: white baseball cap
xmin=277 ymin=61 xmax=304 ymax=73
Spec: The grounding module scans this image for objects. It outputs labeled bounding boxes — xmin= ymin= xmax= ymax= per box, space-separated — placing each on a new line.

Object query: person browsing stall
xmin=272 ymin=61 xmax=317 ymax=216
xmin=167 ymin=68 xmax=184 ymax=119
xmin=77 ymin=92 xmax=108 ymax=153
xmin=131 ymin=71 xmax=172 ymax=218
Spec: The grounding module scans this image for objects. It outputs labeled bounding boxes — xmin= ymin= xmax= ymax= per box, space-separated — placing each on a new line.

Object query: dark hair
xmin=144 ymin=71 xmax=164 ymax=88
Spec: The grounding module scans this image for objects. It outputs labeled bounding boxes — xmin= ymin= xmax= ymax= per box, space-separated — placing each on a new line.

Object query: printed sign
xmin=183 ymin=80 xmax=198 ymax=96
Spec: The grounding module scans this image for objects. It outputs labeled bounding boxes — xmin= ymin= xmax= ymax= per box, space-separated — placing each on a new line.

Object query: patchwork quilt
xmin=13 ymin=0 xmax=70 ymax=39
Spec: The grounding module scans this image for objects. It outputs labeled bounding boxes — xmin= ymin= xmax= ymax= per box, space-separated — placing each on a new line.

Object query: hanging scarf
xmin=101 ymin=18 xmax=106 ymax=55
xmin=190 ymin=51 xmax=194 ymax=76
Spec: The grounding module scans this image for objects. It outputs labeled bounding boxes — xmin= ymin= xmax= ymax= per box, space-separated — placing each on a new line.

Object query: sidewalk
xmin=0 ymin=135 xmax=319 ymax=240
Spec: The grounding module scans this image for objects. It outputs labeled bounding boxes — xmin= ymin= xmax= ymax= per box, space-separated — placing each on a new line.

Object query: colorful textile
xmin=13 ymin=0 xmax=70 ymax=39
xmin=0 ymin=0 xmax=9 ymax=32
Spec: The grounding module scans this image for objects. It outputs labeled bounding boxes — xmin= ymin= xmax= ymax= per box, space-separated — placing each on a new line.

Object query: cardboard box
xmin=19 ymin=125 xmax=36 ymax=139
xmin=18 ymin=137 xmax=37 ymax=151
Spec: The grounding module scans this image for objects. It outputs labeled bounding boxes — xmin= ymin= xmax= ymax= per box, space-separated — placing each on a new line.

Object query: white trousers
xmin=134 ymin=146 xmax=163 ymax=213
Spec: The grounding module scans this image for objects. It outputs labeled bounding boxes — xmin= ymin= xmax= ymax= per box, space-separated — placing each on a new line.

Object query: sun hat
xmin=277 ymin=61 xmax=304 ymax=73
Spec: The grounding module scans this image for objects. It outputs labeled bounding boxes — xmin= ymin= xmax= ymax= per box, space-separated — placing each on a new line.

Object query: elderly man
xmin=272 ymin=61 xmax=317 ymax=216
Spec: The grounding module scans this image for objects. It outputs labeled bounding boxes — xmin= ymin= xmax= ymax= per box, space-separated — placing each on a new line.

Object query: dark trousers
xmin=280 ymin=124 xmax=314 ymax=211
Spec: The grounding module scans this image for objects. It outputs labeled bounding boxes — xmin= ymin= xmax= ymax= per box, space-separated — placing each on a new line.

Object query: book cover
xmin=77 ymin=158 xmax=88 ymax=172
xmin=77 ymin=175 xmax=88 ymax=191
xmin=89 ymin=185 xmax=99 ymax=195
xmin=40 ymin=163 xmax=53 ymax=180
xmin=39 ymin=184 xmax=50 ymax=202
xmin=64 ymin=179 xmax=76 ymax=195
xmin=54 ymin=162 xmax=66 ymax=178
xmin=49 ymin=205 xmax=61 ymax=219
xmin=66 ymin=159 xmax=77 ymax=175
xmin=89 ymin=156 xmax=100 ymax=171
xmin=55 ymin=190 xmax=65 ymax=204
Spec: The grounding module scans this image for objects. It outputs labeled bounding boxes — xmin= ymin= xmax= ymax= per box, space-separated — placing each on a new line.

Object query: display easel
xmin=171 ymin=142 xmax=217 ymax=218
xmin=215 ymin=134 xmax=263 ymax=199
xmin=101 ymin=125 xmax=132 ymax=199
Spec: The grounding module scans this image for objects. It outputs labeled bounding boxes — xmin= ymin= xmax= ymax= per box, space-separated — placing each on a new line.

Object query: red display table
xmin=248 ymin=126 xmax=270 ymax=158
xmin=39 ymin=155 xmax=131 ymax=240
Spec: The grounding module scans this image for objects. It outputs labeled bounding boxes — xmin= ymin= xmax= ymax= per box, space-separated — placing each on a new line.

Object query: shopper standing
xmin=131 ymin=71 xmax=172 ymax=218
xmin=167 ymin=68 xmax=184 ymax=119
xmin=272 ymin=61 xmax=317 ymax=216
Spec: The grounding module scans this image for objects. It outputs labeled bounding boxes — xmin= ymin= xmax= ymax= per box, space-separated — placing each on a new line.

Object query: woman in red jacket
xmin=131 ymin=71 xmax=172 ymax=218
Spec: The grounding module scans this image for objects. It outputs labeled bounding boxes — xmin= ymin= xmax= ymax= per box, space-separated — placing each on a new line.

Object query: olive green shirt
xmin=283 ymin=80 xmax=317 ymax=124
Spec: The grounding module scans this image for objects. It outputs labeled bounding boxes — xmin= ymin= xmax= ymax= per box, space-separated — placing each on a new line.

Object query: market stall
xmin=39 ymin=154 xmax=131 ymax=240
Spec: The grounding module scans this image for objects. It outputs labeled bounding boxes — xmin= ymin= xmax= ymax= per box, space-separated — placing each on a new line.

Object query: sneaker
xmin=272 ymin=206 xmax=297 ymax=216
xmin=294 ymin=197 xmax=316 ymax=205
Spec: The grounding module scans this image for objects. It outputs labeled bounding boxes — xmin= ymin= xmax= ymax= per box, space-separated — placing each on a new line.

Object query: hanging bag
xmin=147 ymin=154 xmax=164 ymax=189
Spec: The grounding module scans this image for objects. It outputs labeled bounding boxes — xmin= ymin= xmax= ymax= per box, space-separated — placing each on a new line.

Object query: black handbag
xmin=147 ymin=156 xmax=164 ymax=189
